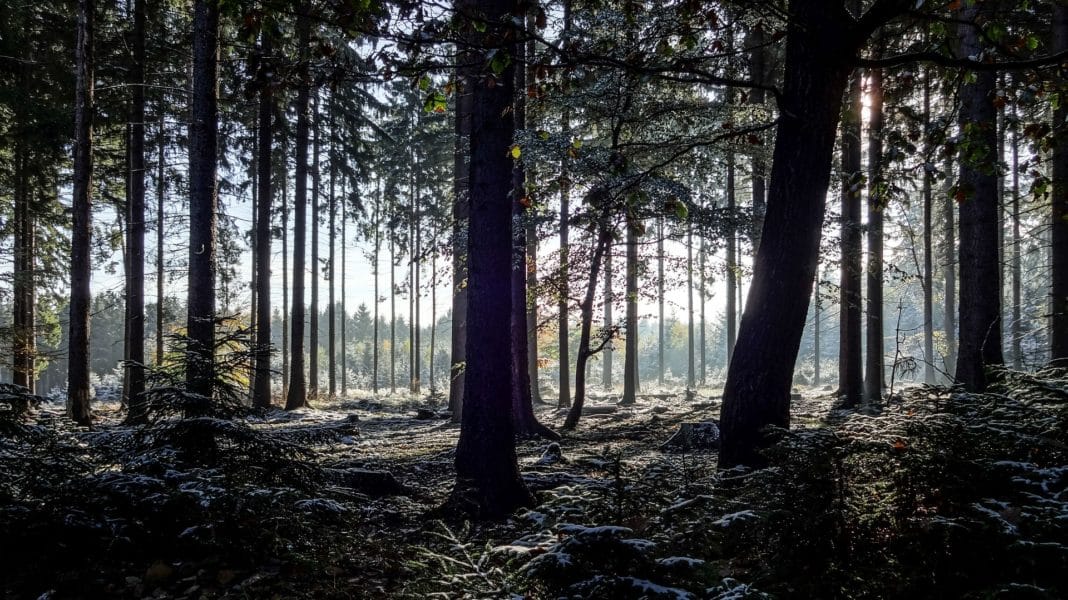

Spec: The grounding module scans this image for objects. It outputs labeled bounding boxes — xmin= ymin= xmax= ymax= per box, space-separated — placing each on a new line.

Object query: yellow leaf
xmin=510 ymin=145 xmax=521 ymax=159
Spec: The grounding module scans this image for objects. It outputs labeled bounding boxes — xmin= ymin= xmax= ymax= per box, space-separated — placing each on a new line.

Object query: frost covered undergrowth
xmin=410 ymin=370 xmax=1068 ymax=599
xmin=3 ymin=369 xmax=1067 ymax=599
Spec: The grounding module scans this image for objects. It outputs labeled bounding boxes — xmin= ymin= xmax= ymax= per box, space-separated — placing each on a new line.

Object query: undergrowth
xmin=0 ymin=330 xmax=368 ymax=599
xmin=412 ymin=371 xmax=1068 ymax=599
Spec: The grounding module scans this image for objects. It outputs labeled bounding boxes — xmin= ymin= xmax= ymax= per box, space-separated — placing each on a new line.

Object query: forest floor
xmin=3 ymin=373 xmax=1067 ymax=599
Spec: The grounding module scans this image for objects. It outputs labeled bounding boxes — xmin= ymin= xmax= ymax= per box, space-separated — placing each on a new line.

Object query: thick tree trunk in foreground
xmin=451 ymin=0 xmax=533 ymax=518
xmin=719 ymin=3 xmax=856 ymax=468
xmin=955 ymin=3 xmax=1004 ymax=390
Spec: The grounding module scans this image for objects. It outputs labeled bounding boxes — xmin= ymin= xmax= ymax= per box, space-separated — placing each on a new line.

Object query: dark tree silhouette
xmin=68 ymin=0 xmax=95 ymax=425
xmin=185 ymin=0 xmax=219 ymax=402
xmin=286 ymin=5 xmax=311 ymax=410
xmin=954 ymin=1 xmax=1003 ymax=390
xmin=450 ymin=0 xmax=534 ymax=518
xmin=252 ymin=30 xmax=274 ymax=410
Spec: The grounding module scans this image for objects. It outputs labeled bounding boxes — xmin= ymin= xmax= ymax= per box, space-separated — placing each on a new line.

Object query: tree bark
xmin=955 ymin=3 xmax=1004 ymax=390
xmin=124 ymin=0 xmax=147 ymax=421
xmin=726 ymin=152 xmax=737 ymax=366
xmin=286 ymin=5 xmax=311 ymax=410
xmin=564 ymin=215 xmax=612 ymax=430
xmin=686 ymin=223 xmax=695 ymax=389
xmin=449 ymin=29 xmax=472 ymax=418
xmin=1011 ymin=105 xmax=1022 ymax=369
xmin=1052 ymin=3 xmax=1068 ymax=363
xmin=657 ymin=215 xmax=665 ymax=386
xmin=451 ymin=0 xmax=534 ymax=517
xmin=602 ymin=249 xmax=613 ymax=389
xmin=68 ymin=0 xmax=95 ymax=425
xmin=621 ymin=211 xmax=639 ymax=405
xmin=252 ymin=31 xmax=274 ymax=410
xmin=864 ymin=61 xmax=885 ymax=404
xmin=185 ymin=0 xmax=220 ymax=404
xmin=328 ymin=98 xmax=338 ymax=398
xmin=923 ymin=68 xmax=935 ymax=384
xmin=749 ymin=26 xmax=767 ymax=251
xmin=943 ymin=156 xmax=957 ymax=378
xmin=156 ymin=99 xmax=166 ymax=367
xmin=12 ymin=116 xmax=34 ymax=393
xmin=839 ymin=65 xmax=863 ymax=407
xmin=309 ymin=96 xmax=321 ymax=402
xmin=719 ymin=2 xmax=857 ymax=468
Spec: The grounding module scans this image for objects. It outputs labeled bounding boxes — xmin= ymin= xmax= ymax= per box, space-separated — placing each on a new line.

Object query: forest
xmin=2 ymin=0 xmax=1068 ymax=597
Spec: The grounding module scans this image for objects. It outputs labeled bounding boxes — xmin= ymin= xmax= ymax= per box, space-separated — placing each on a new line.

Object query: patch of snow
xmin=657 ymin=556 xmax=706 ymax=568
xmin=713 ymin=510 xmax=758 ymax=528
xmin=295 ymin=498 xmax=348 ymax=514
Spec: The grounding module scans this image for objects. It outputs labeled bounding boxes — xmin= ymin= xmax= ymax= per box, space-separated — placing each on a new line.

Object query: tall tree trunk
xmin=955 ymin=3 xmax=1004 ymax=390
xmin=657 ymin=215 xmax=665 ymax=387
xmin=409 ymin=167 xmax=416 ymax=394
xmin=864 ymin=62 xmax=885 ymax=404
xmin=686 ymin=223 xmax=695 ymax=390
xmin=309 ymin=97 xmax=320 ymax=402
xmin=511 ymin=34 xmax=555 ymax=439
xmin=839 ymin=65 xmax=863 ymax=407
xmin=813 ymin=284 xmax=821 ymax=386
xmin=1011 ymin=106 xmax=1022 ymax=369
xmin=526 ymin=209 xmax=541 ymax=404
xmin=185 ymin=0 xmax=219 ymax=403
xmin=564 ymin=217 xmax=612 ymax=430
xmin=749 ymin=26 xmax=767 ymax=251
xmin=390 ymin=194 xmax=397 ymax=394
xmin=414 ymin=163 xmax=422 ymax=394
xmin=282 ymin=161 xmax=290 ymax=401
xmin=557 ymin=3 xmax=573 ymax=408
xmin=923 ymin=69 xmax=935 ymax=384
xmin=451 ymin=0 xmax=534 ymax=517
xmin=726 ymin=152 xmax=737 ymax=366
xmin=124 ymin=0 xmax=147 ymax=421
xmin=342 ymin=178 xmax=349 ymax=394
xmin=373 ymin=180 xmax=381 ymax=395
xmin=719 ymin=3 xmax=856 ymax=468
xmin=943 ymin=156 xmax=957 ymax=378
xmin=430 ymin=248 xmax=437 ymax=392
xmin=699 ymin=236 xmax=706 ymax=386
xmin=68 ymin=0 xmax=95 ymax=425
xmin=328 ymin=99 xmax=337 ymax=398
xmin=252 ymin=31 xmax=274 ymax=410
xmin=449 ymin=36 xmax=472 ymax=419
xmin=621 ymin=210 xmax=639 ymax=405
xmin=602 ymin=250 xmax=613 ymax=389
xmin=12 ymin=123 xmax=34 ymax=392
xmin=1052 ymin=4 xmax=1068 ymax=363
xmin=156 ymin=102 xmax=166 ymax=366
xmin=285 ymin=6 xmax=310 ymax=410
